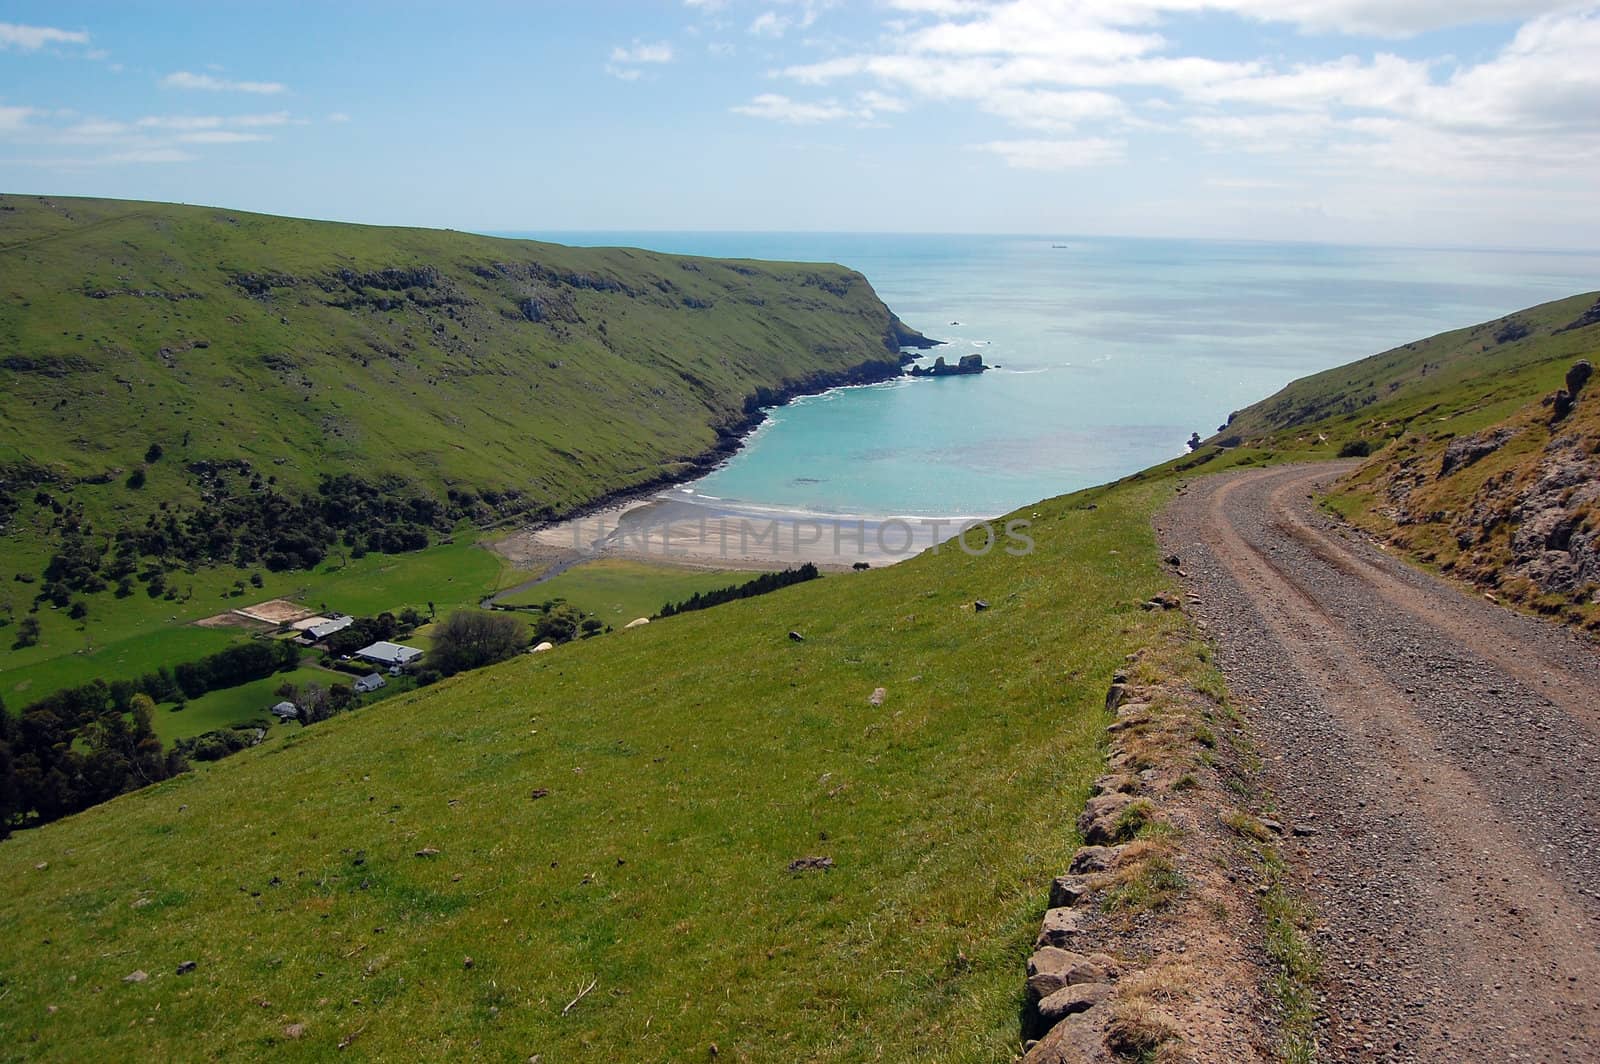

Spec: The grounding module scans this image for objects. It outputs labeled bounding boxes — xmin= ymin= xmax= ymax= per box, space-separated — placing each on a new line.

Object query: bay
xmin=514 ymin=232 xmax=1600 ymax=517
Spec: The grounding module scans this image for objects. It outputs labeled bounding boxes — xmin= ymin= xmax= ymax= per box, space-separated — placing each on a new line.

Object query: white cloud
xmin=732 ymin=90 xmax=907 ymax=123
xmin=105 ymin=147 xmax=197 ymax=164
xmin=0 ymin=22 xmax=89 ymax=51
xmin=162 ymin=71 xmax=287 ymax=94
xmin=857 ymin=90 xmax=907 ymax=114
xmin=136 ymin=115 xmax=223 ymax=131
xmin=61 ymin=118 xmax=133 ymax=141
xmin=610 ymin=41 xmax=674 ymax=64
xmin=327 ymin=111 xmax=352 ymax=123
xmin=135 ymin=112 xmax=291 ymax=131
xmin=176 ymin=130 xmax=269 ymax=144
xmin=751 ymin=12 xmax=792 ymax=36
xmin=607 ymin=39 xmax=675 ymax=79
xmin=733 ymin=93 xmax=857 ymax=123
xmin=976 ymin=137 xmax=1126 ymax=169
xmin=982 ymin=88 xmax=1128 ymax=130
xmin=767 ymin=0 xmax=1600 ymax=194
xmin=0 ymin=105 xmax=40 ymax=134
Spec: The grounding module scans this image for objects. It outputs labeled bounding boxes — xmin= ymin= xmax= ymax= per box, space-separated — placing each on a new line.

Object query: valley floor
xmin=1161 ymin=464 xmax=1600 ymax=1061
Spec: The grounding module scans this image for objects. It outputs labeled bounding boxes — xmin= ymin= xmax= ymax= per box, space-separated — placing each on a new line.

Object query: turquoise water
xmin=523 ymin=232 xmax=1600 ymax=517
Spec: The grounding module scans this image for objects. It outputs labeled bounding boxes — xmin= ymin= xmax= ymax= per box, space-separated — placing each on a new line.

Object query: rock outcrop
xmin=1358 ymin=360 xmax=1600 ymax=628
xmin=908 ymin=353 xmax=986 ymax=378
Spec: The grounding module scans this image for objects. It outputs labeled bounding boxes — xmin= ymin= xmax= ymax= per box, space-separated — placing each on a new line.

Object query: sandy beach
xmin=490 ymin=487 xmax=1000 ymax=574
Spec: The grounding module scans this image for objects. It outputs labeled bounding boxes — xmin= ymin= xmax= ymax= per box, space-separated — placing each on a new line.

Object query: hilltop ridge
xmin=0 ymin=194 xmax=932 ymax=544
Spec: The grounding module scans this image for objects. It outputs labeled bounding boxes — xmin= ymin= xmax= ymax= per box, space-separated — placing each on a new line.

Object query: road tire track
xmin=1159 ymin=463 xmax=1600 ymax=1062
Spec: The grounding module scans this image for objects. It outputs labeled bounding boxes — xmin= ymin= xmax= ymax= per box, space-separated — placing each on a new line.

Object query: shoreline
xmin=489 ymin=339 xmax=959 ymax=579
xmin=489 ymin=489 xmax=996 ymax=582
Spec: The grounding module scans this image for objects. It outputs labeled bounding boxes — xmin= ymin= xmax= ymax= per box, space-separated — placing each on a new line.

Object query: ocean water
xmin=522 ymin=232 xmax=1600 ymax=518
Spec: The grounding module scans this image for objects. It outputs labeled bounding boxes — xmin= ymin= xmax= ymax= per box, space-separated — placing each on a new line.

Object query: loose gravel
xmin=1159 ymin=463 xmax=1600 ymax=1062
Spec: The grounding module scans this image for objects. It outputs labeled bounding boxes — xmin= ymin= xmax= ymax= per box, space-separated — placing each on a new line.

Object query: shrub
xmin=432 ymin=610 xmax=526 ymax=674
xmin=1337 ymin=439 xmax=1373 ymax=458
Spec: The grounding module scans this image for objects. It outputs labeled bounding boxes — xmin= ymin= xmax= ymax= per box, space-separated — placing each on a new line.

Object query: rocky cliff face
xmin=1348 ymin=360 xmax=1600 ymax=630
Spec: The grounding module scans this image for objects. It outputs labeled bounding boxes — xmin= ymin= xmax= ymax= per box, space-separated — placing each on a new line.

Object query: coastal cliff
xmin=0 ymin=194 xmax=933 ymax=546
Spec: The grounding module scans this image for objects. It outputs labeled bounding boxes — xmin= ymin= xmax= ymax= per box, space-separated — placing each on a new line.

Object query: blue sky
xmin=2 ymin=1 xmax=1598 ymax=247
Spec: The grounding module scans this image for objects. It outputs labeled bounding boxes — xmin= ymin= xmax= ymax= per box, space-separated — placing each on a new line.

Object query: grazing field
xmin=495 ymin=557 xmax=764 ymax=622
xmin=148 ymin=667 xmax=336 ymax=744
xmin=1 ymin=535 xmax=519 ymax=711
xmin=0 ymin=474 xmax=1181 ymax=1062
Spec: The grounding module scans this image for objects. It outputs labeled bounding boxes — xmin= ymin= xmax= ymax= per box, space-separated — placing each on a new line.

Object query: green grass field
xmin=2 ymin=535 xmax=520 ymax=713
xmin=150 ymin=666 xmax=336 ymax=744
xmin=0 ymin=474 xmax=1182 ymax=1062
xmin=496 ymin=557 xmax=767 ymax=621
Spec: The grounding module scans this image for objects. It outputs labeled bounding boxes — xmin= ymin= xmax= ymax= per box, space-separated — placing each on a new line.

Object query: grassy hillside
xmin=1212 ymin=290 xmax=1600 ymax=451
xmin=4 ymin=228 xmax=1594 ymax=1059
xmin=0 ymin=478 xmax=1181 ymax=1062
xmin=0 ymin=194 xmax=930 ymax=710
xmin=0 ymin=194 xmax=923 ymax=521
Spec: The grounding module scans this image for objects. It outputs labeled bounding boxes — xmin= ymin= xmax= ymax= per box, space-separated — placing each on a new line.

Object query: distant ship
xmin=1051 ymin=243 xmax=1069 ymax=249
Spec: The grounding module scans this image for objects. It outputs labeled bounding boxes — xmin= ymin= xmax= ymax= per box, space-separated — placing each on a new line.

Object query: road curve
xmin=1159 ymin=463 xmax=1600 ymax=1063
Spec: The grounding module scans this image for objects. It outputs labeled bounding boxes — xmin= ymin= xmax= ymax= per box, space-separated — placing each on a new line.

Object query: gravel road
xmin=1159 ymin=462 xmax=1600 ymax=1062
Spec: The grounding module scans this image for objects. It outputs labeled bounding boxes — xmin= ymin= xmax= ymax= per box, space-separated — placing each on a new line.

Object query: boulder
xmin=868 ymin=687 xmax=886 ymax=706
xmin=531 ymin=641 xmax=555 ymax=653
xmin=623 ymin=617 xmax=650 ymax=629
xmin=1069 ymin=845 xmax=1121 ymax=874
xmin=1021 ymin=1009 xmax=1114 ymax=1063
xmin=1049 ymin=874 xmax=1092 ymax=908
xmin=122 ymin=970 xmax=149 ymax=984
xmin=1036 ymin=906 xmax=1088 ymax=948
xmin=1440 ymin=427 xmax=1515 ymax=475
xmin=1077 ymin=793 xmax=1136 ymax=844
xmin=1089 ymin=774 xmax=1136 ymax=796
xmin=1028 ymin=946 xmax=1091 ymax=979
xmin=1568 ymin=359 xmax=1593 ymax=398
xmin=1037 ymin=982 xmax=1113 ymax=1027
xmin=1026 ymin=952 xmax=1112 ymax=1003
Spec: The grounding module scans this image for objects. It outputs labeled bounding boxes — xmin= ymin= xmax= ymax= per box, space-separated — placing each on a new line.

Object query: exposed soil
xmin=1159 ymin=462 xmax=1600 ymax=1062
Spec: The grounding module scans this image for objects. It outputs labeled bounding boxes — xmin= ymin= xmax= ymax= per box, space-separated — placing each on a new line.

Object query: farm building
xmin=354 ymin=673 xmax=387 ymax=694
xmin=355 ymin=641 xmax=423 ymax=668
xmin=302 ymin=616 xmax=355 ymax=642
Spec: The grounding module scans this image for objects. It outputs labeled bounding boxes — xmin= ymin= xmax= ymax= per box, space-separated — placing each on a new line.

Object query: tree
xmin=13 ymin=615 xmax=40 ymax=648
xmin=431 ymin=610 xmax=526 ymax=675
xmin=145 ymin=442 xmax=164 ymax=463
xmin=298 ymin=683 xmax=331 ymax=724
xmin=580 ymin=618 xmax=604 ymax=638
xmin=126 ymin=468 xmax=146 ymax=490
xmin=68 ymin=600 xmax=87 ymax=621
xmin=534 ymin=604 xmax=583 ymax=645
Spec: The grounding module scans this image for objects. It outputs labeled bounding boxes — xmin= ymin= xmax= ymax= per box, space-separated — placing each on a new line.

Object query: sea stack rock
xmin=910 ymin=353 xmax=988 ymax=378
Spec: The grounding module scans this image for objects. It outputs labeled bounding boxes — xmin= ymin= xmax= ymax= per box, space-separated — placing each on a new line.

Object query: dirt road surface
xmin=1160 ymin=462 xmax=1600 ymax=1062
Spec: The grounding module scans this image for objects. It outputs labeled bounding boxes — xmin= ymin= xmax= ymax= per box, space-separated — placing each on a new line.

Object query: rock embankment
xmin=1018 ymin=607 xmax=1283 ymax=1063
xmin=1353 ymin=360 xmax=1600 ymax=628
